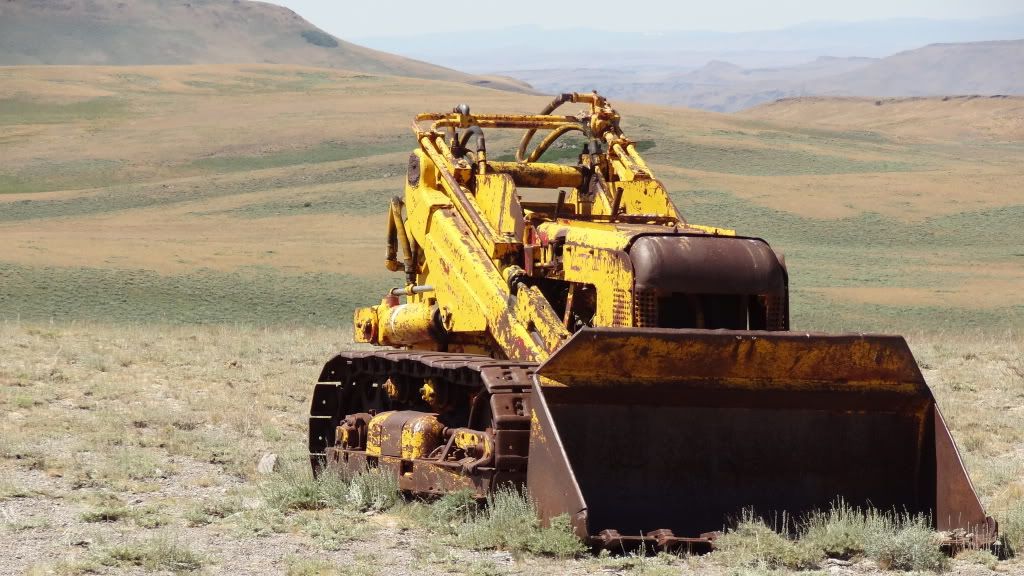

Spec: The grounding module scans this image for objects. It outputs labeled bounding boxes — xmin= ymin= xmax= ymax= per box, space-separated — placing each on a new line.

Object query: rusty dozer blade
xmin=527 ymin=328 xmax=995 ymax=550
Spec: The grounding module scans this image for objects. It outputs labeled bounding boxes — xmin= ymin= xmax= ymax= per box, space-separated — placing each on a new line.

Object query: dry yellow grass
xmin=1 ymin=65 xmax=1022 ymax=329
xmin=1 ymin=322 xmax=1020 ymax=575
xmin=0 ymin=180 xmax=389 ymax=275
xmin=744 ymin=96 xmax=1024 ymax=141
xmin=0 ymin=65 xmax=544 ymax=290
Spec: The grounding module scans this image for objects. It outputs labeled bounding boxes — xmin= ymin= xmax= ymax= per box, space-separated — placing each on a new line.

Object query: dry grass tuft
xmin=956 ymin=548 xmax=999 ymax=569
xmin=861 ymin=514 xmax=946 ymax=571
xmin=712 ymin=502 xmax=947 ymax=572
xmin=284 ymin=553 xmax=381 ymax=576
xmin=997 ymin=498 xmax=1024 ymax=557
xmin=458 ymin=485 xmax=586 ymax=559
xmin=712 ymin=511 xmax=824 ymax=570
xmin=97 ymin=534 xmax=205 ymax=573
xmin=346 ymin=467 xmax=399 ymax=512
xmin=184 ymin=493 xmax=244 ymax=526
xmin=260 ymin=461 xmax=351 ymax=512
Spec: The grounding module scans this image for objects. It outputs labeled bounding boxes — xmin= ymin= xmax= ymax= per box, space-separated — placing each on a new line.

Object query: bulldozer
xmin=308 ymin=93 xmax=995 ymax=551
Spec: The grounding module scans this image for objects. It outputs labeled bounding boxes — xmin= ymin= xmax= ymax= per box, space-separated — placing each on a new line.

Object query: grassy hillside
xmin=0 ymin=64 xmax=1021 ymax=333
xmin=0 ymin=0 xmax=531 ymax=93
xmin=745 ymin=95 xmax=1024 ymax=141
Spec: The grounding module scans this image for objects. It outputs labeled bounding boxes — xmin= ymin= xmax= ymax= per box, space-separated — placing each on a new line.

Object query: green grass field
xmin=0 ymin=263 xmax=391 ymax=326
xmin=0 ymin=65 xmax=1019 ymax=333
xmin=671 ymin=189 xmax=1024 ymax=331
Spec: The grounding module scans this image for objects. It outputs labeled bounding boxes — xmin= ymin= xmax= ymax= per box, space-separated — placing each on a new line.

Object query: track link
xmin=309 ymin=350 xmax=537 ymax=496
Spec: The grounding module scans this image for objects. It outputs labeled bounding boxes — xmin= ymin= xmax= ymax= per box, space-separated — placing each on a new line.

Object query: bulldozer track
xmin=308 ymin=351 xmax=537 ymax=495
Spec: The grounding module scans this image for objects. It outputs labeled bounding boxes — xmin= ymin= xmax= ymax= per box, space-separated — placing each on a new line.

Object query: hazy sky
xmin=264 ymin=0 xmax=1023 ymax=38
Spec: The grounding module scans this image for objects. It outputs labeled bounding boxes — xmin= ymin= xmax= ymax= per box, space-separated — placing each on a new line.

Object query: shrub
xmin=801 ymin=499 xmax=868 ymax=559
xmin=527 ymin=514 xmax=588 ymax=558
xmin=293 ymin=512 xmax=371 ymax=550
xmin=999 ymin=498 xmax=1024 ymax=556
xmin=713 ymin=503 xmax=948 ymax=572
xmin=232 ymin=507 xmax=288 ymax=537
xmin=712 ymin=511 xmax=822 ymax=570
xmin=185 ymin=495 xmax=243 ymax=526
xmin=956 ymin=548 xmax=998 ymax=569
xmin=98 ymin=535 xmax=205 ymax=572
xmin=592 ymin=551 xmax=679 ymax=576
xmin=286 ymin=557 xmax=340 ymax=576
xmin=80 ymin=503 xmax=168 ymax=528
xmin=459 ymin=485 xmax=586 ymax=558
xmin=81 ymin=505 xmax=132 ymax=523
xmin=261 ymin=461 xmax=400 ymax=514
xmin=301 ymin=30 xmax=338 ymax=48
xmin=132 ymin=506 xmax=171 ymax=528
xmin=346 ymin=468 xmax=399 ymax=513
xmin=427 ymin=489 xmax=479 ymax=534
xmin=260 ymin=462 xmax=349 ymax=511
xmin=863 ymin=512 xmax=946 ymax=571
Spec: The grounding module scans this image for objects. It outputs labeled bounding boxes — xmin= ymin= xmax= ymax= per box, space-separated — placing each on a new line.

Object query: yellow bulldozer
xmin=308 ymin=93 xmax=994 ymax=551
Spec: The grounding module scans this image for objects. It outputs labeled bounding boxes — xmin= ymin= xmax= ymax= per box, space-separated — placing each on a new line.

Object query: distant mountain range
xmin=355 ymin=15 xmax=1024 ymax=71
xmin=2 ymin=2 xmax=1020 ymax=111
xmin=0 ymin=0 xmax=533 ymax=93
xmin=356 ymin=14 xmax=1024 ymax=112
xmin=813 ymin=40 xmax=1024 ymax=97
xmin=501 ymin=40 xmax=1024 ymax=112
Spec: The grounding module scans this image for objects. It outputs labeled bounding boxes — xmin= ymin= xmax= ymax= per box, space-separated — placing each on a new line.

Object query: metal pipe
xmin=378 ymin=303 xmax=438 ymax=346
xmin=486 ymin=161 xmax=585 ymax=189
xmin=516 ymin=94 xmax=575 ymax=161
xmin=390 ymin=197 xmax=415 ymax=284
xmin=609 ymin=139 xmax=647 ymax=177
xmin=385 ymin=202 xmax=401 ymax=272
xmin=390 ymin=285 xmax=435 ymax=296
xmin=432 ymin=116 xmax=581 ymax=132
xmin=526 ymin=124 xmax=585 ymax=163
xmin=458 ymin=125 xmax=488 ymax=175
xmin=601 ymin=132 xmax=649 ymax=177
xmin=562 ymin=282 xmax=576 ymax=328
xmin=588 ymin=171 xmax=616 ymax=214
xmin=514 ymin=92 xmax=605 ymax=161
xmin=458 ymin=125 xmax=486 ymax=155
xmin=624 ymin=143 xmax=653 ymax=176
xmin=417 ymin=94 xmax=601 ymax=126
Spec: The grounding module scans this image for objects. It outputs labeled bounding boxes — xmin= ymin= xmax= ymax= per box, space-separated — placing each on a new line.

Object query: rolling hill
xmin=0 ymin=0 xmax=532 ymax=92
xmin=0 ymin=64 xmax=1020 ymax=332
xmin=505 ymin=39 xmax=1024 ymax=111
xmin=744 ymin=95 xmax=1024 ymax=141
xmin=812 ymin=39 xmax=1024 ymax=97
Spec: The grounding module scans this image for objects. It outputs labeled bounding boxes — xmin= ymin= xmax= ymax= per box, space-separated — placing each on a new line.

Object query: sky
xmin=263 ymin=0 xmax=1024 ymax=38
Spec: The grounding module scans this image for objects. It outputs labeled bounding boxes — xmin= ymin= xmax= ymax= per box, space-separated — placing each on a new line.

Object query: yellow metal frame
xmin=355 ymin=93 xmax=737 ymax=362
